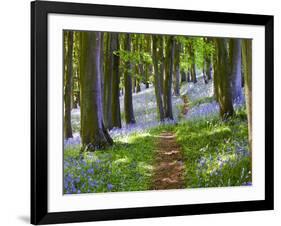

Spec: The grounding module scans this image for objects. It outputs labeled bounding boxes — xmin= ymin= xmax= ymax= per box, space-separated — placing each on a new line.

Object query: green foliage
xmin=193 ymin=37 xmax=205 ymax=68
xmin=178 ymin=37 xmax=215 ymax=72
xmin=115 ymin=45 xmax=152 ymax=80
xmin=204 ymin=39 xmax=216 ymax=58
xmin=179 ymin=52 xmax=189 ymax=72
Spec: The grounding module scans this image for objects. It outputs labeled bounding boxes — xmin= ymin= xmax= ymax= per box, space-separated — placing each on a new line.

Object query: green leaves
xmin=177 ymin=36 xmax=215 ymax=72
xmin=115 ymin=49 xmax=152 ymax=65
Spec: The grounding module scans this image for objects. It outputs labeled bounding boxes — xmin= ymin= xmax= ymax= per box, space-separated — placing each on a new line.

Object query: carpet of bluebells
xmin=174 ymin=107 xmax=251 ymax=188
xmin=64 ymin=132 xmax=155 ymax=194
xmin=64 ymin=75 xmax=251 ymax=194
xmin=65 ymin=76 xmax=214 ymax=148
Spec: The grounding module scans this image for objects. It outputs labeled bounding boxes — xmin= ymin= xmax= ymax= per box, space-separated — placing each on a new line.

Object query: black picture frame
xmin=31 ymin=0 xmax=274 ymax=224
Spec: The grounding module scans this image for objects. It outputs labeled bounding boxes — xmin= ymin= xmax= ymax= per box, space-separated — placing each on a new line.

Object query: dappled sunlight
xmin=64 ymin=108 xmax=251 ymax=193
xmin=113 ymin=157 xmax=130 ymax=165
xmin=137 ymin=162 xmax=154 ymax=174
xmin=174 ymin=109 xmax=251 ymax=188
xmin=207 ymin=126 xmax=232 ymax=137
xmin=63 ymin=128 xmax=156 ymax=194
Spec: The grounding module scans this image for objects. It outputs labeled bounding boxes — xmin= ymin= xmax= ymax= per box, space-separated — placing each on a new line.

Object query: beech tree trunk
xmin=187 ymin=70 xmax=191 ymax=82
xmin=230 ymin=39 xmax=243 ymax=102
xmin=203 ymin=56 xmax=208 ymax=84
xmin=159 ymin=36 xmax=165 ymax=94
xmin=145 ymin=35 xmax=151 ymax=89
xmin=205 ymin=38 xmax=212 ymax=80
xmin=206 ymin=58 xmax=212 ymax=80
xmin=214 ymin=38 xmax=234 ymax=119
xmin=111 ymin=33 xmax=122 ymax=128
xmin=64 ymin=31 xmax=73 ymax=139
xmin=174 ymin=41 xmax=180 ymax=96
xmin=189 ymin=45 xmax=197 ymax=83
xmin=80 ymin=31 xmax=113 ymax=151
xmin=164 ymin=36 xmax=175 ymax=120
xmin=242 ymin=39 xmax=252 ymax=153
xmin=152 ymin=35 xmax=165 ymax=121
xmin=124 ymin=34 xmax=136 ymax=124
xmin=181 ymin=71 xmax=187 ymax=83
xmin=103 ymin=34 xmax=114 ymax=129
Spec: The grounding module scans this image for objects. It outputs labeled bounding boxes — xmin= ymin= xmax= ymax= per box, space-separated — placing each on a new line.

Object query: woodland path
xmin=151 ymin=132 xmax=185 ymax=190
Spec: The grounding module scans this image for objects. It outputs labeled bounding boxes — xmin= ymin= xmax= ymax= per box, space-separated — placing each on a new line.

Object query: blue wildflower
xmin=87 ymin=168 xmax=94 ymax=174
xmin=242 ymin=182 xmax=252 ymax=186
xmin=107 ymin=184 xmax=114 ymax=191
xmin=89 ymin=180 xmax=98 ymax=187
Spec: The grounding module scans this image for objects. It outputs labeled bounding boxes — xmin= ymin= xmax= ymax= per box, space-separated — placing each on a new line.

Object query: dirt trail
xmin=151 ymin=132 xmax=185 ymax=190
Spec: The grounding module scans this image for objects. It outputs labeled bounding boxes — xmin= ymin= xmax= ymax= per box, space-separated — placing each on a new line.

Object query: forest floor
xmin=63 ymin=75 xmax=251 ymax=194
xmin=66 ymin=75 xmax=217 ymax=147
xmin=151 ymin=132 xmax=185 ymax=190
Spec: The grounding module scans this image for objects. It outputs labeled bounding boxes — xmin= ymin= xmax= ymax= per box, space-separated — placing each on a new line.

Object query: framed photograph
xmin=31 ymin=0 xmax=274 ymax=224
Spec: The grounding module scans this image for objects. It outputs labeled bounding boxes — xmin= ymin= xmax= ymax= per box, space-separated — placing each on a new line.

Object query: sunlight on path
xmin=151 ymin=132 xmax=185 ymax=190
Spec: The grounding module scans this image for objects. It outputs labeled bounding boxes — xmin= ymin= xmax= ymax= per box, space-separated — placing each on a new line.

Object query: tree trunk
xmin=100 ymin=32 xmax=105 ymax=112
xmin=103 ymin=33 xmax=114 ymax=129
xmin=73 ymin=31 xmax=81 ymax=109
xmin=192 ymin=62 xmax=197 ymax=83
xmin=152 ymin=35 xmax=165 ymax=121
xmin=181 ymin=71 xmax=187 ymax=83
xmin=189 ymin=45 xmax=197 ymax=83
xmin=139 ymin=63 xmax=145 ymax=91
xmin=174 ymin=41 xmax=180 ymax=96
xmin=136 ymin=77 xmax=141 ymax=92
xmin=80 ymin=31 xmax=113 ymax=151
xmin=205 ymin=38 xmax=212 ymax=80
xmin=145 ymin=35 xmax=152 ymax=89
xmin=187 ymin=69 xmax=191 ymax=82
xmin=71 ymin=32 xmax=79 ymax=109
xmin=230 ymin=39 xmax=243 ymax=102
xmin=164 ymin=36 xmax=174 ymax=120
xmin=203 ymin=55 xmax=208 ymax=84
xmin=214 ymin=38 xmax=234 ymax=119
xmin=242 ymin=39 xmax=252 ymax=153
xmin=206 ymin=58 xmax=212 ymax=80
xmin=138 ymin=36 xmax=145 ymax=92
xmin=159 ymin=36 xmax=165 ymax=94
xmin=64 ymin=31 xmax=73 ymax=139
xmin=111 ymin=33 xmax=122 ymax=128
xmin=124 ymin=34 xmax=136 ymax=124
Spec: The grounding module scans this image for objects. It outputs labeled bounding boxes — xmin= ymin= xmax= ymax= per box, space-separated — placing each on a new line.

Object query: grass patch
xmin=64 ymin=132 xmax=156 ymax=194
xmin=173 ymin=108 xmax=251 ymax=188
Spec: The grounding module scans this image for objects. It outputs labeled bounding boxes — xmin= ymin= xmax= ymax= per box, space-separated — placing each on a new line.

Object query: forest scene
xmin=63 ymin=30 xmax=252 ymax=194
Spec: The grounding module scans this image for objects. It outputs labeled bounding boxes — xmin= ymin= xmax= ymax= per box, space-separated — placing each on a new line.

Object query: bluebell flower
xmin=87 ymin=168 xmax=94 ymax=174
xmin=75 ymin=177 xmax=80 ymax=183
xmin=242 ymin=182 xmax=252 ymax=186
xmin=107 ymin=184 xmax=114 ymax=191
xmin=81 ymin=160 xmax=87 ymax=166
xmin=89 ymin=180 xmax=98 ymax=187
